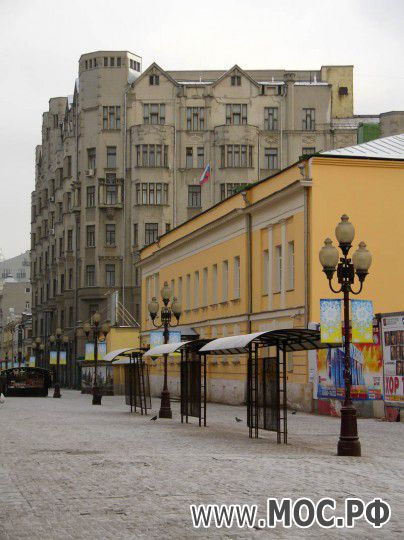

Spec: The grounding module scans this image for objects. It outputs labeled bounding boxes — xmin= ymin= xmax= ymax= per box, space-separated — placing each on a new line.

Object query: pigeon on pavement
xmin=150 ymin=415 xmax=158 ymax=421
xmin=235 ymin=417 xmax=243 ymax=423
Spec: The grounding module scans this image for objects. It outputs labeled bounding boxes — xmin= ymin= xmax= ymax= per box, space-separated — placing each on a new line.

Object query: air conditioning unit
xmin=86 ymin=169 xmax=95 ymax=177
xmin=49 ymin=196 xmax=55 ymax=202
xmin=50 ymin=228 xmax=55 ymax=235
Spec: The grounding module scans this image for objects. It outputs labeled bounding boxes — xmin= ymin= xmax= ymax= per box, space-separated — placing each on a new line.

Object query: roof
xmin=321 ymin=133 xmax=404 ymax=160
xmin=199 ymin=329 xmax=339 ymax=354
xmin=103 ymin=348 xmax=143 ymax=362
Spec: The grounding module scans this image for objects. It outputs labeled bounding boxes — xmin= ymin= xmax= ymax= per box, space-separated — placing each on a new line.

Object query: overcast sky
xmin=0 ymin=0 xmax=403 ymax=259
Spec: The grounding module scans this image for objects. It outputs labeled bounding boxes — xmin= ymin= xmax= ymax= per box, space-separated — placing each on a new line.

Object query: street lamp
xmin=319 ymin=214 xmax=372 ymax=457
xmin=32 ymin=337 xmax=44 ymax=368
xmin=49 ymin=328 xmax=69 ymax=399
xmin=79 ymin=313 xmax=110 ymax=405
xmin=148 ymin=281 xmax=182 ymax=418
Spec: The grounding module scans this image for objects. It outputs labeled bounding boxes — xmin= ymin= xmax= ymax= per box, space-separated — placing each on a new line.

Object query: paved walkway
xmin=0 ymin=390 xmax=403 ymax=539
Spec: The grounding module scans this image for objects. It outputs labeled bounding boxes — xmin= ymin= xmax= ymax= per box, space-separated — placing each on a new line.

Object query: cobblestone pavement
xmin=0 ymin=390 xmax=403 ymax=539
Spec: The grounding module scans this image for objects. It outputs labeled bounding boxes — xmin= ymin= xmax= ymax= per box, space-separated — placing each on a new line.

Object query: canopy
xmin=103 ymin=348 xmax=144 ymax=362
xmin=143 ymin=341 xmax=190 ymax=357
xmin=199 ymin=329 xmax=339 ymax=354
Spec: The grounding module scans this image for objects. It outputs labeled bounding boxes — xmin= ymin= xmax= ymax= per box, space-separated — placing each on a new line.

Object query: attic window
xmin=338 ymin=86 xmax=348 ymax=96
xmin=231 ymin=75 xmax=241 ymax=86
xmin=149 ymin=75 xmax=160 ymax=86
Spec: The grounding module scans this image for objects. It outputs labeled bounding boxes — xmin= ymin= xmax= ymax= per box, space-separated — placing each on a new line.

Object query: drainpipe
xmin=242 ymin=191 xmax=252 ymax=333
xmin=73 ymin=99 xmax=79 ymax=388
xmin=122 ymin=86 xmax=130 ymax=321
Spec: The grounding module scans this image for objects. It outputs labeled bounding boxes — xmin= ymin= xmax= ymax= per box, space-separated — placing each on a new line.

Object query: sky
xmin=0 ymin=0 xmax=403 ymax=258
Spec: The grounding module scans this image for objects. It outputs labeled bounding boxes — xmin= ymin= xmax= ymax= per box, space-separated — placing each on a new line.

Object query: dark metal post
xmin=159 ymin=318 xmax=172 ymax=418
xmin=337 ymin=284 xmax=360 ymax=456
xmin=53 ymin=338 xmax=61 ymax=398
xmin=92 ymin=327 xmax=102 ymax=405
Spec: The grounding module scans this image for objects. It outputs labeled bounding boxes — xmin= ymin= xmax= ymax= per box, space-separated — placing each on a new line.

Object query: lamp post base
xmin=92 ymin=386 xmax=102 ymax=405
xmin=337 ymin=404 xmax=361 ymax=456
xmin=159 ymin=389 xmax=172 ymax=419
xmin=53 ymin=384 xmax=61 ymax=398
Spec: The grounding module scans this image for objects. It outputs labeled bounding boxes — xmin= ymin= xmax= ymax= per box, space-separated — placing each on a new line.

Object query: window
xmin=302 ymin=147 xmax=316 ymax=156
xmin=86 ymin=265 xmax=95 ymax=287
xmin=233 ymin=256 xmax=240 ymax=299
xmin=186 ymin=107 xmax=205 ymax=130
xmin=186 ymin=147 xmax=193 ymax=168
xmin=87 ymin=148 xmax=96 ymax=170
xmin=165 ymin=223 xmax=170 ymax=233
xmin=145 ymin=223 xmax=158 ymax=245
xmin=178 ymin=276 xmax=183 ymax=303
xmin=188 ymin=185 xmax=201 ymax=208
xmin=86 ymin=186 xmax=95 ymax=207
xmin=106 ymin=224 xmax=116 ymax=246
xmin=106 ymin=264 xmax=116 ymax=286
xmin=106 ymin=146 xmax=117 ymax=168
xmin=220 ymin=183 xmax=244 ymax=200
xmin=53 ymin=114 xmax=59 ymax=128
xmin=225 ymin=104 xmax=247 ymax=125
xmin=106 ymin=174 xmax=118 ymax=205
xmin=135 ymin=183 xmax=168 ymax=205
xmin=202 ymin=267 xmax=208 ymax=307
xmin=69 ymin=306 xmax=74 ymax=327
xmin=222 ymin=260 xmax=229 ymax=302
xmin=89 ymin=304 xmax=99 ymax=319
xmin=66 ymin=156 xmax=72 ymax=177
xmin=60 ymin=273 xmax=65 ymax=293
xmin=67 ymin=229 xmax=73 ymax=251
xmin=197 ymin=147 xmax=204 ymax=168
xmin=110 ymin=57 xmax=115 ymax=67
xmin=275 ymin=245 xmax=282 ymax=293
xmin=231 ymin=75 xmax=241 ymax=86
xmin=135 ymin=144 xmax=168 ymax=167
xmin=149 ymin=75 xmax=159 ymax=85
xmin=68 ymin=268 xmax=73 ymax=289
xmin=133 ymin=223 xmax=138 ymax=246
xmin=186 ymin=274 xmax=191 ymax=310
xmin=220 ymin=145 xmax=253 ymax=167
xmin=212 ymin=264 xmax=218 ymax=304
xmin=287 ymin=241 xmax=294 ymax=290
xmin=302 ymin=108 xmax=315 ymax=131
xmin=194 ymin=271 xmax=199 ymax=309
xmin=104 ymin=57 xmax=108 ymax=67
xmin=143 ymin=103 xmax=165 ymax=125
xmin=117 ymin=57 xmax=121 ymax=67
xmin=264 ymin=107 xmax=278 ymax=130
xmin=264 ymin=148 xmax=278 ymax=170
xmin=262 ymin=250 xmax=269 ymax=294
xmin=86 ymin=225 xmax=95 ymax=247
xmin=102 ymin=106 xmax=121 ymax=130
xmin=67 ymin=192 xmax=72 ymax=211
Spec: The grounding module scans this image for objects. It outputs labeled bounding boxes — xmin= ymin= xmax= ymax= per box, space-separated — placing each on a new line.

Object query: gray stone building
xmin=31 ymin=51 xmax=357 ymax=357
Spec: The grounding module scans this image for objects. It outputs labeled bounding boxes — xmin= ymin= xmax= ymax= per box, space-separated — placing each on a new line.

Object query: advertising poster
xmin=320 ymin=299 xmax=342 ymax=343
xmin=85 ymin=342 xmax=107 ymax=361
xmin=29 ymin=356 xmax=36 ymax=367
xmin=81 ymin=363 xmax=114 ymax=395
xmin=50 ymin=351 xmax=57 ymax=365
xmin=351 ymin=299 xmax=374 ymax=343
xmin=316 ymin=324 xmax=383 ymax=400
xmin=149 ymin=330 xmax=181 ymax=347
xmin=380 ymin=313 xmax=404 ymax=404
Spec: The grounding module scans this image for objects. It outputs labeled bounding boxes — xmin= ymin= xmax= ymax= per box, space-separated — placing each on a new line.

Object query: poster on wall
xmin=380 ymin=313 xmax=404 ymax=405
xmin=316 ymin=324 xmax=383 ymax=400
xmin=81 ymin=363 xmax=114 ymax=395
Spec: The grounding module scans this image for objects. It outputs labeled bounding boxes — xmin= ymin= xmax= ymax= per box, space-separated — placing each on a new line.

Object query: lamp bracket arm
xmin=349 ymin=281 xmax=364 ymax=295
xmin=328 ymin=278 xmax=343 ymax=294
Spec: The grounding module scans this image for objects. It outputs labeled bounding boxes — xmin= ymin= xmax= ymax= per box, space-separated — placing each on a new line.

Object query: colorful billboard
xmin=85 ymin=342 xmax=107 ymax=361
xmin=316 ymin=325 xmax=383 ymax=400
xmin=380 ymin=313 xmax=404 ymax=404
xmin=149 ymin=330 xmax=181 ymax=347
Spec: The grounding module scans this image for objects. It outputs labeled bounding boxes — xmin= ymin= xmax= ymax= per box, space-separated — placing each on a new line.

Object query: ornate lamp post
xmin=32 ymin=337 xmax=44 ymax=367
xmin=81 ymin=313 xmax=110 ymax=405
xmin=49 ymin=328 xmax=69 ymax=399
xmin=319 ymin=215 xmax=372 ymax=457
xmin=148 ymin=281 xmax=182 ymax=418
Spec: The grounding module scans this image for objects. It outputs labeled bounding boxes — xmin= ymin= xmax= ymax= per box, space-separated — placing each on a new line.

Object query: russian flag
xmin=199 ymin=163 xmax=211 ymax=186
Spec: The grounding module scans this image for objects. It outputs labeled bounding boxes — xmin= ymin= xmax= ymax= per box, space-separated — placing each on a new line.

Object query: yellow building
xmin=106 ymin=326 xmax=140 ymax=394
xmin=139 ymin=134 xmax=404 ymax=410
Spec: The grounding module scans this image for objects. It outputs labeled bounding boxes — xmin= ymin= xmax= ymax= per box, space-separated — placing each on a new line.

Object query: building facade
xmin=139 ymin=135 xmax=404 ymax=412
xmin=31 ymin=51 xmax=356 ymax=360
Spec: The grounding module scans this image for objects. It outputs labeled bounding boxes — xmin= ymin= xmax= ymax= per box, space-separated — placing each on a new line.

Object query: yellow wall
xmin=309 ymin=157 xmax=404 ymax=321
xmin=320 ymin=65 xmax=353 ymax=118
xmin=106 ymin=327 xmax=140 ymax=390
